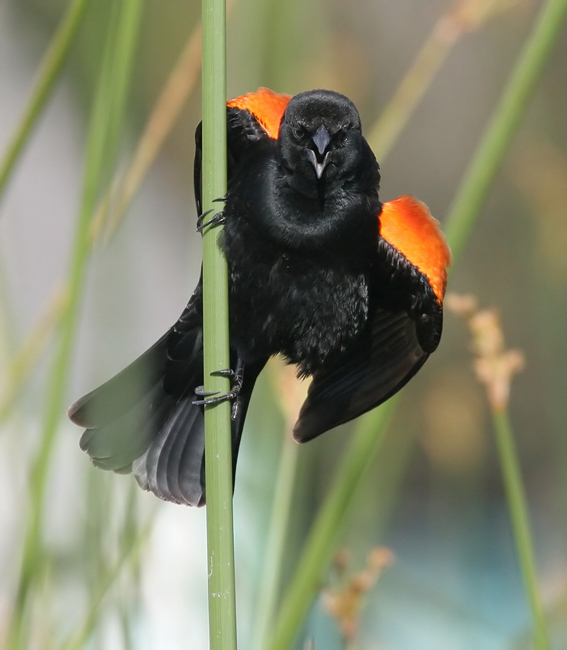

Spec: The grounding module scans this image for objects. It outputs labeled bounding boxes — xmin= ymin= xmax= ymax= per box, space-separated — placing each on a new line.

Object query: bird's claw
xmin=196 ymin=208 xmax=213 ymax=232
xmin=196 ymin=197 xmax=227 ymax=233
xmin=196 ymin=210 xmax=226 ymax=234
xmin=193 ymin=386 xmax=220 ymax=398
xmin=193 ymin=368 xmax=242 ymax=406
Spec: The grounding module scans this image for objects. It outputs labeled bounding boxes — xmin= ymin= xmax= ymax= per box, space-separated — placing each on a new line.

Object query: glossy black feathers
xmin=69 ymin=88 xmax=446 ymax=505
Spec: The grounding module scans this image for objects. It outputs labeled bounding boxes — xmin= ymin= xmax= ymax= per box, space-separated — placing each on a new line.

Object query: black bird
xmin=69 ymin=88 xmax=450 ymax=506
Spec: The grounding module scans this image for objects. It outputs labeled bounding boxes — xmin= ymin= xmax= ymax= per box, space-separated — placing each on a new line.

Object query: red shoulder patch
xmin=380 ymin=196 xmax=451 ymax=303
xmin=227 ymin=88 xmax=292 ymax=139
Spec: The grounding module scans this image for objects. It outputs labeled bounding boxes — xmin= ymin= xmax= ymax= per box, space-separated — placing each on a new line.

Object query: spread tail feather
xmin=69 ymin=315 xmax=264 ymax=506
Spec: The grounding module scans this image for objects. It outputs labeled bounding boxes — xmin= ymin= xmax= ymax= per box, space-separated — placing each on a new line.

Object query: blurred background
xmin=0 ymin=0 xmax=566 ymax=648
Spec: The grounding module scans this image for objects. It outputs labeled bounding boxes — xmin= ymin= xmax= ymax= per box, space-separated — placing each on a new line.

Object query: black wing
xmin=69 ymin=293 xmax=209 ymax=505
xmin=71 ymin=105 xmax=276 ymax=506
xmin=194 ymin=106 xmax=278 ymax=215
xmin=293 ymin=238 xmax=443 ymax=443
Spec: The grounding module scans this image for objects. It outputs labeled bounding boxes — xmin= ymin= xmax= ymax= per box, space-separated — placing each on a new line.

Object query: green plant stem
xmin=201 ymin=1 xmax=236 ymax=649
xmin=268 ymin=401 xmax=395 ymax=650
xmin=492 ymin=408 xmax=549 ymax=650
xmin=444 ymin=0 xmax=567 ymax=262
xmin=7 ymin=2 xmax=144 ymax=647
xmin=253 ymin=433 xmax=300 ymax=650
xmin=0 ymin=0 xmax=91 ymax=200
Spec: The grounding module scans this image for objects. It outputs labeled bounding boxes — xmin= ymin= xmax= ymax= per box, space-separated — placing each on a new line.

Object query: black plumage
xmin=69 ymin=89 xmax=447 ymax=506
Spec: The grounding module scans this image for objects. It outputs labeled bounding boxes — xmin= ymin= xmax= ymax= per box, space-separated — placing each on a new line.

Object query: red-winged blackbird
xmin=69 ymin=88 xmax=451 ymax=506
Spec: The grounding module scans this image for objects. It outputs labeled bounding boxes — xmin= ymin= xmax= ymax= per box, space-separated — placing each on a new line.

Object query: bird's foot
xmin=193 ymin=368 xmax=242 ymax=406
xmin=196 ymin=197 xmax=227 ymax=233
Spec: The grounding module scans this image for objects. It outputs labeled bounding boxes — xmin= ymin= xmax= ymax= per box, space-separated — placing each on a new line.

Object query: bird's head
xmin=278 ymin=89 xmax=374 ymax=194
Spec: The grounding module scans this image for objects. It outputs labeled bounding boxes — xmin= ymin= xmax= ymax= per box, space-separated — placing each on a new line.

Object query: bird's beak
xmin=307 ymin=125 xmax=331 ymax=179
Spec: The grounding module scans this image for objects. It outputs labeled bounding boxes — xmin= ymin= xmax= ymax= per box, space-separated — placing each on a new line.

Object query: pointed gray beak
xmin=307 ymin=125 xmax=331 ymax=179
xmin=312 ymin=125 xmax=331 ymax=156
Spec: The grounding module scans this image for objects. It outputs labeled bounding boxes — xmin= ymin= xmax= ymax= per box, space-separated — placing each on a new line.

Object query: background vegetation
xmin=0 ymin=0 xmax=566 ymax=648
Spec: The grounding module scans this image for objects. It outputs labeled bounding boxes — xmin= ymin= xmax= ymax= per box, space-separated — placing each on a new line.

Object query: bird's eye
xmin=335 ymin=127 xmax=348 ymax=144
xmin=292 ymin=125 xmax=306 ymax=139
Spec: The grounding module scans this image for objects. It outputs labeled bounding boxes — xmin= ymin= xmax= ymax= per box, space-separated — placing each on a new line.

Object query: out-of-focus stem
xmin=0 ymin=0 xmax=91 ymax=200
xmin=492 ymin=408 xmax=550 ymax=650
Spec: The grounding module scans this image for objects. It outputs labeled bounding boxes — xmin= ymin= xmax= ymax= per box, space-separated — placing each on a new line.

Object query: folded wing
xmin=293 ymin=195 xmax=450 ymax=442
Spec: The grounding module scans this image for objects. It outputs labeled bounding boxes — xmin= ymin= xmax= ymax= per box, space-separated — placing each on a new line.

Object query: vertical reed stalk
xmin=201 ymin=0 xmax=237 ymax=648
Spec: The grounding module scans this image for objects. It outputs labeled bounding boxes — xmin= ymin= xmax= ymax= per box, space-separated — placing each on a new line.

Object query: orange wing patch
xmin=227 ymin=88 xmax=292 ymax=139
xmin=380 ymin=196 xmax=451 ymax=303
